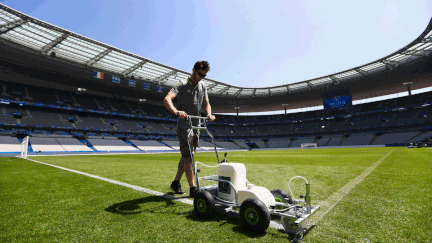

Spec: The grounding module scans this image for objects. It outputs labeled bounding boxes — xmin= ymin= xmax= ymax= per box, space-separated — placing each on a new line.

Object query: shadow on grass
xmin=105 ymin=196 xmax=190 ymax=216
xmin=186 ymin=209 xmax=269 ymax=239
xmin=106 ymin=196 xmax=293 ymax=241
xmin=185 ymin=206 xmax=294 ymax=240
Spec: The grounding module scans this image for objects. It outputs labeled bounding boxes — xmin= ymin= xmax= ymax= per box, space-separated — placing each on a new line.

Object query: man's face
xmin=192 ymin=68 xmax=209 ymax=83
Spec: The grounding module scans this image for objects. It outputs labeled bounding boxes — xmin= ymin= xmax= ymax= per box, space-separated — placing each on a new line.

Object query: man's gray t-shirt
xmin=169 ymin=78 xmax=208 ymax=128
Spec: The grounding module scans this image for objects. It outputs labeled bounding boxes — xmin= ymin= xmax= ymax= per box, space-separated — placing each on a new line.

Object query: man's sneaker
xmin=170 ymin=180 xmax=185 ymax=194
xmin=189 ymin=186 xmax=198 ymax=198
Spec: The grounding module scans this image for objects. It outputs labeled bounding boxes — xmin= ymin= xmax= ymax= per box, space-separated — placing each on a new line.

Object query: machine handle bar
xmin=187 ymin=115 xmax=208 ymax=120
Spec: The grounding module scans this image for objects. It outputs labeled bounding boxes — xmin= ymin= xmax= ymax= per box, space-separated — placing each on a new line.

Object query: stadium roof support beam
xmin=86 ymin=49 xmax=111 ymax=67
xmin=207 ymin=82 xmax=218 ymax=91
xmin=0 ymin=19 xmax=27 ymax=35
xmin=306 ymin=81 xmax=313 ymax=90
xmin=268 ymin=88 xmax=272 ymax=96
xmin=41 ymin=33 xmax=69 ymax=55
xmin=252 ymin=89 xmax=257 ymax=97
xmin=330 ymin=75 xmax=340 ymax=84
xmin=152 ymin=70 xmax=177 ymax=84
xmin=355 ymin=68 xmax=368 ymax=77
xmin=402 ymin=49 xmax=432 ymax=57
xmin=285 ymin=85 xmax=291 ymax=94
xmin=234 ymin=88 xmax=243 ymax=97
xmin=122 ymin=60 xmax=147 ymax=77
xmin=217 ymin=86 xmax=231 ymax=96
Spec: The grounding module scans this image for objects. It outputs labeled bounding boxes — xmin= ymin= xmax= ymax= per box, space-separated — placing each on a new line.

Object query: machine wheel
xmin=193 ymin=190 xmax=215 ymax=219
xmin=271 ymin=189 xmax=293 ymax=206
xmin=240 ymin=198 xmax=270 ymax=232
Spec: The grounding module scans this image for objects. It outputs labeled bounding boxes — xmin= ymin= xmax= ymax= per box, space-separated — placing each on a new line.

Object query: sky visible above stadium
xmin=3 ymin=0 xmax=432 ymax=90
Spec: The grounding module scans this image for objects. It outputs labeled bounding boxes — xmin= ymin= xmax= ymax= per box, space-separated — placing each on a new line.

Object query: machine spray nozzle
xmin=221 ymin=153 xmax=228 ymax=163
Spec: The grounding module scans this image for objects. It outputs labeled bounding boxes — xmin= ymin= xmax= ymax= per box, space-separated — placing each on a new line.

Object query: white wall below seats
xmin=130 ymin=140 xmax=174 ymax=151
xmin=0 ymin=136 xmax=21 ymax=152
xmin=87 ymin=138 xmax=139 ymax=151
xmin=31 ymin=137 xmax=67 ymax=152
xmin=55 ymin=138 xmax=93 ymax=152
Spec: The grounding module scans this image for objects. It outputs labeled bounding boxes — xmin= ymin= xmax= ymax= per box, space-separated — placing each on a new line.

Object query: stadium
xmin=1 ymin=3 xmax=431 ymax=243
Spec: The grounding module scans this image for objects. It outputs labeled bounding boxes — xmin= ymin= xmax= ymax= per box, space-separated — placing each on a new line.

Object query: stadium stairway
xmin=288 ymin=139 xmax=295 ymax=148
xmin=124 ymin=141 xmax=141 ymax=151
xmin=368 ymin=135 xmax=380 ymax=145
xmin=339 ymin=137 xmax=348 ymax=146
xmin=159 ymin=141 xmax=175 ymax=150
xmin=404 ymin=131 xmax=425 ymax=143
xmin=79 ymin=140 xmax=96 ymax=151
xmin=232 ymin=140 xmax=247 ymax=149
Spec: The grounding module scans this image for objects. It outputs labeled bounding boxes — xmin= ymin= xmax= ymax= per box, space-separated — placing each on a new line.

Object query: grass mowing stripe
xmin=25 ymin=157 xmax=194 ymax=206
xmin=312 ymin=149 xmax=395 ymax=225
xmin=24 ymin=157 xmax=286 ymax=231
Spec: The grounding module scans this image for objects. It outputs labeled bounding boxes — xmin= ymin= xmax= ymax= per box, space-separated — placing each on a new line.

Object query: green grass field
xmin=1 ymin=147 xmax=431 ymax=242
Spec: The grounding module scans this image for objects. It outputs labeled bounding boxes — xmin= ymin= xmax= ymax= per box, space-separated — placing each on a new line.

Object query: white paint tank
xmin=218 ymin=163 xmax=247 ymax=202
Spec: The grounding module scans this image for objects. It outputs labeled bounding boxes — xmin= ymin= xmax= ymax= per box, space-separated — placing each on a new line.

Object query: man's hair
xmin=194 ymin=61 xmax=210 ymax=71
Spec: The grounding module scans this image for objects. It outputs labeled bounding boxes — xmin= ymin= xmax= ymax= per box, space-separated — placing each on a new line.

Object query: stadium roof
xmin=1 ymin=4 xmax=432 ymax=99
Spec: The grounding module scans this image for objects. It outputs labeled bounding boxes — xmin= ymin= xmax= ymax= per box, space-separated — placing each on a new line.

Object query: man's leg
xmin=186 ymin=133 xmax=199 ymax=197
xmin=174 ymin=158 xmax=185 ymax=182
xmin=170 ymin=127 xmax=191 ymax=194
xmin=183 ymin=156 xmax=195 ymax=188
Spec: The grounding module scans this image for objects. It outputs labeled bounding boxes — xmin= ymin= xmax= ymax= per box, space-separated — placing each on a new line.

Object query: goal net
xmin=21 ymin=136 xmax=29 ymax=159
xmin=301 ymin=143 xmax=317 ymax=149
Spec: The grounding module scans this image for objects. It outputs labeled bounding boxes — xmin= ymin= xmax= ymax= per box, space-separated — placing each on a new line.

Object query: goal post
xmin=21 ymin=136 xmax=29 ymax=159
xmin=301 ymin=143 xmax=317 ymax=149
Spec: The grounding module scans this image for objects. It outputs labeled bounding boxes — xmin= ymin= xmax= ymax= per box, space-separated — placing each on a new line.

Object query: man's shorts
xmin=178 ymin=127 xmax=200 ymax=158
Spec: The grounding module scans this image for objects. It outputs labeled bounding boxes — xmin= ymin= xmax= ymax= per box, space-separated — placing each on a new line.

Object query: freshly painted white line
xmin=23 ymin=157 xmax=284 ymax=230
xmin=24 ymin=157 xmax=194 ymax=206
xmin=312 ymin=149 xmax=395 ymax=224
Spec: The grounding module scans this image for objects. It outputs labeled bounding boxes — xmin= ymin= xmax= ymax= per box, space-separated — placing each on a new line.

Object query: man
xmin=163 ymin=60 xmax=216 ymax=198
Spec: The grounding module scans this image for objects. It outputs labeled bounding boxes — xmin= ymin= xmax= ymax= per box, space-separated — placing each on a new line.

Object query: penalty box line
xmin=23 ymin=157 xmax=286 ymax=230
xmin=313 ymin=149 xmax=395 ymax=224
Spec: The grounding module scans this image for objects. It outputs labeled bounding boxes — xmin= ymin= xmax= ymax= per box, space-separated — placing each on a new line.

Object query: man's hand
xmin=177 ymin=110 xmax=188 ymax=120
xmin=207 ymin=114 xmax=216 ymax=122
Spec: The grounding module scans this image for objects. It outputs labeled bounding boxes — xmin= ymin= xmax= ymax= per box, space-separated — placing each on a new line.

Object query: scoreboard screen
xmin=323 ymin=95 xmax=352 ymax=110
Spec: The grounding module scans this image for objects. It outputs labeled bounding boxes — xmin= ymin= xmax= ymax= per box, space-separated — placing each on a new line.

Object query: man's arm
xmin=164 ymin=92 xmax=187 ymax=119
xmin=203 ymin=97 xmax=216 ymax=122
